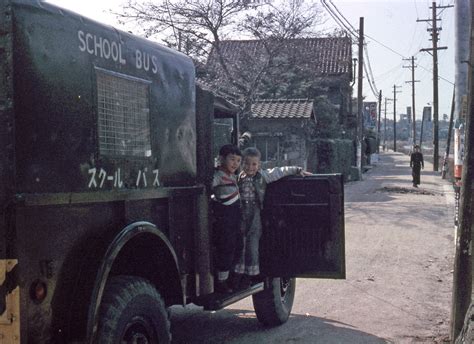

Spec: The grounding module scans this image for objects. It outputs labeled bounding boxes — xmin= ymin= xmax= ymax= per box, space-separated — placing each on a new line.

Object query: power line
xmin=320 ymin=0 xmax=357 ymax=42
xmin=414 ymin=0 xmax=419 ymax=18
xmin=364 ymin=61 xmax=378 ymax=98
xmin=328 ymin=0 xmax=358 ymax=33
xmin=323 ymin=0 xmax=379 ymax=96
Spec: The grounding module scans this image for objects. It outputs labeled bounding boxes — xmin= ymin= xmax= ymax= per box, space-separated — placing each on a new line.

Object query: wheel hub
xmin=121 ymin=316 xmax=156 ymax=344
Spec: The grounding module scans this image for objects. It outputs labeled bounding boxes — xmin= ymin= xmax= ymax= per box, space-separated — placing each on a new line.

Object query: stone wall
xmin=306 ymin=139 xmax=355 ymax=181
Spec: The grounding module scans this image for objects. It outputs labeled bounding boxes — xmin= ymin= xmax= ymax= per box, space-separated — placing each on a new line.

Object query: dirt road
xmin=170 ymin=151 xmax=455 ymax=343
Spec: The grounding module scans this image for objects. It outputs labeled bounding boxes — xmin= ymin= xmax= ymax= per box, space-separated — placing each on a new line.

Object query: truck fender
xmin=85 ymin=221 xmax=181 ymax=343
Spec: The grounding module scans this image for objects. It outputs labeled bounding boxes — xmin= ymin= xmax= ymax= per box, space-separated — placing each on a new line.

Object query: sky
xmin=44 ymin=0 xmax=456 ymax=120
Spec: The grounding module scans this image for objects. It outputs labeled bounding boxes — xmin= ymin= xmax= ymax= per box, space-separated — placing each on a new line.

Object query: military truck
xmin=0 ymin=1 xmax=345 ymax=342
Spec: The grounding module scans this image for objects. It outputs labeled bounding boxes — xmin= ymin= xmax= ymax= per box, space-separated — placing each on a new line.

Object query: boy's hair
xmin=219 ymin=144 xmax=242 ymax=158
xmin=243 ymin=147 xmax=261 ymax=159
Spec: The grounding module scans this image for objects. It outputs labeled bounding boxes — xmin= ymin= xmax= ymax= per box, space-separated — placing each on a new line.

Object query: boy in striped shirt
xmin=211 ymin=144 xmax=242 ymax=293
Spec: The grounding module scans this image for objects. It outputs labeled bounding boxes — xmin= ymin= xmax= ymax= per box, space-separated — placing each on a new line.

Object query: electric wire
xmin=324 ymin=0 xmax=379 ymax=97
xmin=320 ymin=0 xmax=358 ymax=42
xmin=321 ymin=0 xmax=454 ymax=100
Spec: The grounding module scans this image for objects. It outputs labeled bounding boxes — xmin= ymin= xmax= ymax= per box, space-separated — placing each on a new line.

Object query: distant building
xmin=423 ymin=106 xmax=432 ymax=121
xmin=205 ymin=36 xmax=353 ymax=129
xmin=248 ymin=98 xmax=316 ymax=168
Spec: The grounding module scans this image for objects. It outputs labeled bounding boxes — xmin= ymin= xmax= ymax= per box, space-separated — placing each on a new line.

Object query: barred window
xmin=96 ymin=68 xmax=152 ymax=157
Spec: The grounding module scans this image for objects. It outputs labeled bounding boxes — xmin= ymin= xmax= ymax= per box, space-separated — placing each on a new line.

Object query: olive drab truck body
xmin=0 ymin=1 xmax=345 ymax=343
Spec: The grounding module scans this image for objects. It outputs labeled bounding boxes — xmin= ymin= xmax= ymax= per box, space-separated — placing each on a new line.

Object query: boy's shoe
xmin=251 ymin=274 xmax=262 ymax=283
xmin=215 ymin=279 xmax=233 ymax=294
xmin=239 ymin=275 xmax=252 ymax=290
xmin=230 ymin=273 xmax=243 ymax=290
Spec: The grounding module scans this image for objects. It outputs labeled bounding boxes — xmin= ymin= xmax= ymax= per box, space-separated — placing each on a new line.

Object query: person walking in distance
xmin=410 ymin=145 xmax=424 ymax=187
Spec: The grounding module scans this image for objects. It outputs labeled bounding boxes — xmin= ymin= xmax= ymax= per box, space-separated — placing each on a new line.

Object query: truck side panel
xmin=13 ymin=1 xmax=196 ymax=193
xmin=0 ymin=1 xmax=205 ymax=342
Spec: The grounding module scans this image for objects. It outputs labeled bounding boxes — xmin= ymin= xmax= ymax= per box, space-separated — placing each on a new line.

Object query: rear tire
xmin=96 ymin=275 xmax=171 ymax=344
xmin=252 ymin=277 xmax=296 ymax=326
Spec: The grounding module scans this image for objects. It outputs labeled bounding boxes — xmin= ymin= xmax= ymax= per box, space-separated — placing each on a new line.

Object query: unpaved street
xmin=170 ymin=151 xmax=454 ymax=343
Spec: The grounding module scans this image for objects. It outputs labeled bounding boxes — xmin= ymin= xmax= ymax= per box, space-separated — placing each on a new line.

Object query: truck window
xmin=96 ymin=67 xmax=152 ymax=157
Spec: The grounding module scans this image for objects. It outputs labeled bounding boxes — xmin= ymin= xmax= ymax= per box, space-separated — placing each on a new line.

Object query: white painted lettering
xmin=119 ymin=44 xmax=126 ymax=65
xmin=78 ymin=30 xmax=86 ymax=52
xmin=102 ymin=39 xmax=111 ymax=59
xmin=88 ymin=168 xmax=97 ymax=188
xmin=135 ymin=169 xmax=148 ymax=187
xmin=152 ymin=55 xmax=158 ymax=74
xmin=86 ymin=33 xmax=94 ymax=54
xmin=94 ymin=35 xmax=103 ymax=58
xmin=98 ymin=168 xmax=107 ymax=188
xmin=135 ymin=50 xmax=142 ymax=70
xmin=114 ymin=168 xmax=124 ymax=188
xmin=111 ymin=41 xmax=119 ymax=62
xmin=143 ymin=53 xmax=150 ymax=71
xmin=153 ymin=169 xmax=160 ymax=186
xmin=142 ymin=168 xmax=148 ymax=187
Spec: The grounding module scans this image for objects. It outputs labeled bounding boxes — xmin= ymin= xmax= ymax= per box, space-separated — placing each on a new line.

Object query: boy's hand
xmin=300 ymin=170 xmax=313 ymax=177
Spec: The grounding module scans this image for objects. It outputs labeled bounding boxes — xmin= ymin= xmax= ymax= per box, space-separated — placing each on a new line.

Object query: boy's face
xmin=221 ymin=153 xmax=241 ymax=174
xmin=243 ymin=156 xmax=260 ymax=176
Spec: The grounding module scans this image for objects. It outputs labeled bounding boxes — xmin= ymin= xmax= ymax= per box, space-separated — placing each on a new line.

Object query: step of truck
xmin=196 ymin=282 xmax=264 ymax=311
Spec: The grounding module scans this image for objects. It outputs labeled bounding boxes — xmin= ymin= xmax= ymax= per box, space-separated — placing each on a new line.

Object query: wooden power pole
xmin=384 ymin=97 xmax=393 ymax=151
xmin=357 ymin=17 xmax=364 ymax=174
xmin=419 ymin=2 xmax=452 ymax=171
xmin=393 ymin=85 xmax=402 ymax=152
xmin=403 ymin=56 xmax=420 ymax=145
xmin=441 ymin=90 xmax=455 ymax=179
xmin=377 ymin=90 xmax=382 ymax=153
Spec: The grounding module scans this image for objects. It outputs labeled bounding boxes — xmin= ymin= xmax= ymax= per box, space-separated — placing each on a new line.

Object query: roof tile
xmin=251 ymin=99 xmax=314 ymax=119
xmin=207 ymin=37 xmax=352 ymax=77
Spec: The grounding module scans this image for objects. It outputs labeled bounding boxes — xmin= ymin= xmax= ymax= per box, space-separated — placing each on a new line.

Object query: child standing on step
xmin=211 ymin=144 xmax=242 ymax=293
xmin=233 ymin=147 xmax=311 ymax=289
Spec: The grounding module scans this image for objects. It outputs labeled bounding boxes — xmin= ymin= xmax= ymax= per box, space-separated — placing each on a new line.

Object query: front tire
xmin=96 ymin=275 xmax=171 ymax=344
xmin=252 ymin=277 xmax=296 ymax=326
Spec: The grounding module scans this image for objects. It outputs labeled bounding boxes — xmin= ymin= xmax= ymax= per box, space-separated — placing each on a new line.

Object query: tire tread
xmin=96 ymin=275 xmax=171 ymax=344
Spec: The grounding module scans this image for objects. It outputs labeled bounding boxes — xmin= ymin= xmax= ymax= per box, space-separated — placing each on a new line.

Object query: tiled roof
xmin=251 ymin=99 xmax=314 ymax=119
xmin=206 ymin=36 xmax=352 ymax=77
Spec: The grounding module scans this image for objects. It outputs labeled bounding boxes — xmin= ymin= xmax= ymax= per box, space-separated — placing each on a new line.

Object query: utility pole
xmin=393 ymin=85 xmax=402 ymax=152
xmin=384 ymin=97 xmax=393 ymax=152
xmin=420 ymin=107 xmax=426 ymax=146
xmin=377 ymin=90 xmax=382 ymax=153
xmin=418 ymin=2 xmax=452 ymax=171
xmin=403 ymin=56 xmax=420 ymax=145
xmin=357 ymin=17 xmax=364 ymax=176
xmin=441 ymin=90 xmax=455 ymax=179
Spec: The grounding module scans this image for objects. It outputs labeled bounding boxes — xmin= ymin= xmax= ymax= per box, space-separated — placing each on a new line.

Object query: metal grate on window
xmin=96 ymin=67 xmax=152 ymax=157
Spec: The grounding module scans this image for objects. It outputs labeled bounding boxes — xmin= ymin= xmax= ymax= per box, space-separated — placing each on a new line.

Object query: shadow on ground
xmin=170 ymin=305 xmax=389 ymax=344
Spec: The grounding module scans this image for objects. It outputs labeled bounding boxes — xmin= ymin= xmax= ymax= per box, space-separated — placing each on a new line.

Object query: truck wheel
xmin=252 ymin=277 xmax=296 ymax=326
xmin=96 ymin=275 xmax=171 ymax=344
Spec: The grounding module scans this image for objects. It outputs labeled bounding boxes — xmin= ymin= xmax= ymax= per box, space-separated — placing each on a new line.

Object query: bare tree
xmin=113 ymin=1 xmax=254 ymax=58
xmin=112 ymin=0 xmax=326 ymax=109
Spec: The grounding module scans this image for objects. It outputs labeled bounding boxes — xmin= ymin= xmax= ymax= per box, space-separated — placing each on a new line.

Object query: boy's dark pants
xmin=212 ymin=202 xmax=241 ymax=280
xmin=412 ymin=165 xmax=421 ymax=185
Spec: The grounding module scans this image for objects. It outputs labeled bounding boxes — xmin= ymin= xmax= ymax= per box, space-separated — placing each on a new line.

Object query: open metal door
xmin=260 ymin=174 xmax=345 ymax=279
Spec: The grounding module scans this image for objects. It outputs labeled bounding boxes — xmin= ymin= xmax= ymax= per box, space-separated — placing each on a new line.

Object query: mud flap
xmin=0 ymin=259 xmax=20 ymax=343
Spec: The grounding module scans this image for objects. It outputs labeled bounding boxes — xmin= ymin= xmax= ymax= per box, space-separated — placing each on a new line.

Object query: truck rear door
xmin=260 ymin=174 xmax=345 ymax=279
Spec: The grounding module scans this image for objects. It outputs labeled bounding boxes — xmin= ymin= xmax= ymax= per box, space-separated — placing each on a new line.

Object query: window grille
xmin=96 ymin=68 xmax=152 ymax=157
